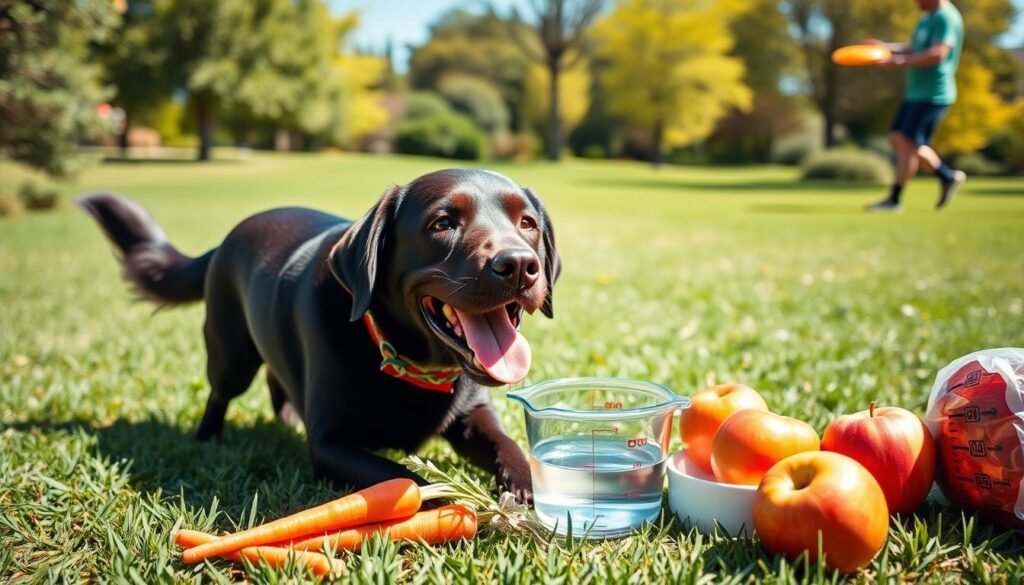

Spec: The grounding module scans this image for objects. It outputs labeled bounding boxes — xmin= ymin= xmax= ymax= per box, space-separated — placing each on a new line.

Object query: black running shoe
xmin=866 ymin=199 xmax=903 ymax=213
xmin=937 ymin=170 xmax=966 ymax=210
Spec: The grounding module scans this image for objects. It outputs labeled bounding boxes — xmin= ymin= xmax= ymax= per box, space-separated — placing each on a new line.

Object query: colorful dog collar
xmin=363 ymin=311 xmax=462 ymax=393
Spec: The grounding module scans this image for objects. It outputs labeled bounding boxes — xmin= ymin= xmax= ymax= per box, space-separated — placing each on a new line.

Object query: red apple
xmin=821 ymin=401 xmax=936 ymax=515
xmin=710 ymin=409 xmax=820 ymax=485
xmin=679 ymin=384 xmax=769 ymax=475
xmin=753 ymin=451 xmax=890 ymax=573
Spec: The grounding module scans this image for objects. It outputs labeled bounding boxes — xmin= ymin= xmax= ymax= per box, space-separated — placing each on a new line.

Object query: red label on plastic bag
xmin=934 ymin=360 xmax=1024 ymax=528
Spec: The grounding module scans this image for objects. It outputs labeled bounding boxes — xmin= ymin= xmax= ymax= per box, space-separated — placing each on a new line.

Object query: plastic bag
xmin=924 ymin=348 xmax=1024 ymax=528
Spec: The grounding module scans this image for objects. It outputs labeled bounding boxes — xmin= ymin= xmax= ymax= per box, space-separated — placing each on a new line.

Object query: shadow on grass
xmin=746 ymin=203 xmax=859 ymax=214
xmin=968 ymin=186 xmax=1024 ymax=197
xmin=5 ymin=417 xmax=320 ymax=514
xmin=101 ymin=157 xmax=245 ymax=165
xmin=574 ymin=177 xmax=878 ymax=194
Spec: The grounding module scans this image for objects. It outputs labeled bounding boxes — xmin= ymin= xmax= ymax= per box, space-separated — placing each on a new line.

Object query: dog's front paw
xmin=495 ymin=443 xmax=533 ymax=506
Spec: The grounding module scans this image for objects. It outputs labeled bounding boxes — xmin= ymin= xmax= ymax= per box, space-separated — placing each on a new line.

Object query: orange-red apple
xmin=679 ymin=384 xmax=768 ymax=475
xmin=710 ymin=409 xmax=820 ymax=485
xmin=753 ymin=451 xmax=889 ymax=573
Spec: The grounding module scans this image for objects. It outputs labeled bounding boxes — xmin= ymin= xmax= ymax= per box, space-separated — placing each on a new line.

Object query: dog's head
xmin=329 ymin=169 xmax=560 ymax=386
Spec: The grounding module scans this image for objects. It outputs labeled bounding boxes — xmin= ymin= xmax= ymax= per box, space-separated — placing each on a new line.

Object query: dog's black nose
xmin=491 ymin=248 xmax=540 ymax=289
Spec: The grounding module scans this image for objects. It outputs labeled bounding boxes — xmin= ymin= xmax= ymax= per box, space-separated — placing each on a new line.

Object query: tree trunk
xmin=118 ymin=110 xmax=130 ymax=159
xmin=195 ymin=92 xmax=215 ymax=161
xmin=821 ymin=29 xmax=844 ymax=149
xmin=822 ymin=61 xmax=839 ymax=148
xmin=546 ymin=59 xmax=561 ymax=162
xmin=652 ymin=119 xmax=665 ymax=167
xmin=823 ymin=111 xmax=837 ymax=149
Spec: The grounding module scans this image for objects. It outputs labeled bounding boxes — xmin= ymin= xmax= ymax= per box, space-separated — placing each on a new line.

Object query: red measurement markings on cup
xmin=587 ymin=391 xmax=621 ymax=519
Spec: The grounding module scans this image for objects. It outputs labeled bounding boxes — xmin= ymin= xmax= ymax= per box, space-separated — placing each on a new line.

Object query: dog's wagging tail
xmin=76 ymin=193 xmax=214 ymax=305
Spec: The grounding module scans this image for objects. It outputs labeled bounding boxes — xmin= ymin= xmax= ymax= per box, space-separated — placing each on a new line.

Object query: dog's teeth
xmin=442 ymin=303 xmax=456 ymax=323
xmin=454 ymin=324 xmax=463 ymax=338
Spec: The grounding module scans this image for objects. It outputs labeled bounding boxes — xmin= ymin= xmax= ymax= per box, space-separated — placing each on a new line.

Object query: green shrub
xmin=953 ymin=152 xmax=1006 ymax=176
xmin=18 ymin=182 xmax=60 ymax=211
xmin=404 ymin=92 xmax=453 ymax=120
xmin=581 ymin=144 xmax=607 ymax=159
xmin=772 ymin=140 xmax=816 ymax=166
xmin=0 ymin=194 xmax=20 ymax=217
xmin=396 ymin=112 xmax=489 ymax=161
xmin=437 ymin=75 xmax=509 ymax=134
xmin=801 ymin=149 xmax=892 ymax=184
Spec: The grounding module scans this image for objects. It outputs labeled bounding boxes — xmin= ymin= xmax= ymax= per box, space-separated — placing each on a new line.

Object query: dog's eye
xmin=429 ymin=217 xmax=455 ymax=232
xmin=520 ymin=217 xmax=537 ymax=231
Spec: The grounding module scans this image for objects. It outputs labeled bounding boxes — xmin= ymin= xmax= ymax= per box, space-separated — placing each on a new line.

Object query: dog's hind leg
xmin=267 ymin=370 xmax=301 ymax=426
xmin=195 ymin=297 xmax=262 ymax=442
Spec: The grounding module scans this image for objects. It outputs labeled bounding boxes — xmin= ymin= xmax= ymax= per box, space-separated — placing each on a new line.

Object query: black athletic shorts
xmin=890 ymin=101 xmax=950 ymax=146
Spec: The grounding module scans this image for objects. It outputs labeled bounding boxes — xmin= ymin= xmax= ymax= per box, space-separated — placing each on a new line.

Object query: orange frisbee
xmin=831 ymin=44 xmax=891 ymax=66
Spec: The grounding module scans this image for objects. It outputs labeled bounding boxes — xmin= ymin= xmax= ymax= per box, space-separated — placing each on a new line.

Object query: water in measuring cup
xmin=530 ymin=435 xmax=666 ymax=537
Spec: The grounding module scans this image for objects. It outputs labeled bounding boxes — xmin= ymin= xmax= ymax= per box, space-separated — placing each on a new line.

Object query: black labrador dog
xmin=78 ymin=169 xmax=558 ymax=500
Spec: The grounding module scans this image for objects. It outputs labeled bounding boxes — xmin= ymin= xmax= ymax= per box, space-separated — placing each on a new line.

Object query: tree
xmin=954 ymin=0 xmax=1019 ymax=99
xmin=523 ymin=50 xmax=590 ymax=149
xmin=294 ymin=11 xmax=389 ymax=150
xmin=730 ymin=0 xmax=798 ymax=94
xmin=932 ymin=55 xmax=1011 ymax=154
xmin=592 ymin=0 xmax=753 ymax=165
xmin=152 ymin=0 xmax=347 ymax=160
xmin=409 ymin=9 xmax=531 ymax=114
xmin=489 ymin=0 xmax=604 ymax=161
xmin=782 ymin=0 xmax=914 ymax=149
xmin=0 ymin=0 xmax=118 ymax=177
xmin=709 ymin=0 xmax=802 ymax=163
xmin=998 ymin=99 xmax=1024 ymax=172
xmin=99 ymin=0 xmax=170 ymax=156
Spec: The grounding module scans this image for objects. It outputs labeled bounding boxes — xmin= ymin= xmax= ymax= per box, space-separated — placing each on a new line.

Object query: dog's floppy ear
xmin=524 ymin=188 xmax=560 ymax=318
xmin=329 ymin=185 xmax=402 ymax=321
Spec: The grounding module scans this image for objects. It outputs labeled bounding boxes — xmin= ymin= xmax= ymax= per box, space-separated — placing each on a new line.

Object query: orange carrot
xmin=181 ymin=478 xmax=423 ymax=564
xmin=284 ymin=504 xmax=477 ymax=553
xmin=175 ymin=529 xmax=344 ymax=577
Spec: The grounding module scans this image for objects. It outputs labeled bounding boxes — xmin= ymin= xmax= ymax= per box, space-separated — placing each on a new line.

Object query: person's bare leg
xmin=895 ymin=134 xmax=919 ymax=186
xmin=868 ymin=132 xmax=912 ymax=212
xmin=917 ymin=144 xmax=940 ymax=172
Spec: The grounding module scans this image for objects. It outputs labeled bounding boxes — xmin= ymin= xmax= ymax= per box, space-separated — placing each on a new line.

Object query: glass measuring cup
xmin=508 ymin=377 xmax=689 ymax=538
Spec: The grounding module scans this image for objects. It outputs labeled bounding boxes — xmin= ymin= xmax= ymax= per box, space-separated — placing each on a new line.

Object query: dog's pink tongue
xmin=454 ymin=308 xmax=531 ymax=384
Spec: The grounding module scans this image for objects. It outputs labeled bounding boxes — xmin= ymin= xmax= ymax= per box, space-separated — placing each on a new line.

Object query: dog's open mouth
xmin=420 ymin=296 xmax=530 ymax=384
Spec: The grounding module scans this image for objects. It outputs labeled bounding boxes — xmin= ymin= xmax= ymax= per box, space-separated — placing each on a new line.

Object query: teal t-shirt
xmin=905 ymin=2 xmax=963 ymax=105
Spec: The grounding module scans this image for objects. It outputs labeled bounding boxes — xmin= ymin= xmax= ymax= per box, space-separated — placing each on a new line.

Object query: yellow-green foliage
xmin=592 ymin=0 xmax=752 ymax=151
xmin=523 ymin=51 xmax=591 ymax=137
xmin=335 ymin=52 xmax=390 ymax=142
xmin=933 ymin=56 xmax=1011 ymax=154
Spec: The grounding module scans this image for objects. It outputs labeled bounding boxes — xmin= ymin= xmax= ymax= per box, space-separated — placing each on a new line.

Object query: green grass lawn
xmin=2 ymin=152 xmax=1023 ymax=583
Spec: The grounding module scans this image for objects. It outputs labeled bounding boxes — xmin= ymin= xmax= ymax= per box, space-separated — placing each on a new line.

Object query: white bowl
xmin=666 ymin=450 xmax=757 ymax=537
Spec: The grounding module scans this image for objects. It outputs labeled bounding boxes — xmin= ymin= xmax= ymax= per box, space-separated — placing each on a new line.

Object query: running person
xmin=866 ymin=0 xmax=966 ymax=213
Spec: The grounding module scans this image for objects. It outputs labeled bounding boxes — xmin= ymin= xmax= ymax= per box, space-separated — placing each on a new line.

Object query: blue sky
xmin=330 ymin=0 xmax=1023 ymax=74
xmin=329 ymin=1 xmax=509 ymax=72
